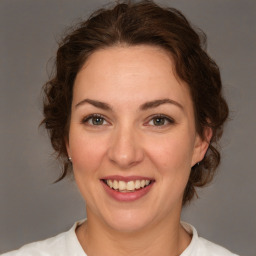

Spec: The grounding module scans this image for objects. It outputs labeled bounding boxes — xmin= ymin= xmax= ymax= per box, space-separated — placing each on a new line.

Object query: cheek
xmin=145 ymin=131 xmax=195 ymax=175
xmin=69 ymin=129 xmax=107 ymax=176
xmin=68 ymin=130 xmax=109 ymax=204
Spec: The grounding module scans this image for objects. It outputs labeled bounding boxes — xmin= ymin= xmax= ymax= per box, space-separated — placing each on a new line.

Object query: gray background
xmin=0 ymin=0 xmax=255 ymax=255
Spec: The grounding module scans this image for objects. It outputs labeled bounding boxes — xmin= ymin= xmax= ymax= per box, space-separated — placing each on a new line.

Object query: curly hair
xmin=41 ymin=0 xmax=229 ymax=205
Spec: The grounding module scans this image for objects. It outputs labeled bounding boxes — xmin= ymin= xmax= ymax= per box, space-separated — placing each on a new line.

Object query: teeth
xmin=105 ymin=179 xmax=151 ymax=192
xmin=107 ymin=180 xmax=113 ymax=188
xmin=127 ymin=181 xmax=134 ymax=191
xmin=119 ymin=181 xmax=126 ymax=190
xmin=113 ymin=180 xmax=118 ymax=190
xmin=135 ymin=180 xmax=141 ymax=189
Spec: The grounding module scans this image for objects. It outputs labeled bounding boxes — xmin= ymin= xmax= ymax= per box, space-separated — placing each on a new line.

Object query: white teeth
xmin=135 ymin=180 xmax=141 ymax=189
xmin=119 ymin=181 xmax=126 ymax=190
xmin=127 ymin=181 xmax=135 ymax=191
xmin=105 ymin=179 xmax=151 ymax=192
xmin=113 ymin=180 xmax=118 ymax=190
xmin=107 ymin=180 xmax=113 ymax=188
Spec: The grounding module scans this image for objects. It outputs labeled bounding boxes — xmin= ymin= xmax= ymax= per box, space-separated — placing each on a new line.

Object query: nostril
xmin=108 ymin=152 xmax=143 ymax=169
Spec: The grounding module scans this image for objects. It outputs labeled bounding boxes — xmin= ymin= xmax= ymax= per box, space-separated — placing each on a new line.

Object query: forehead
xmin=73 ymin=45 xmax=192 ymax=111
xmin=78 ymin=45 xmax=176 ymax=83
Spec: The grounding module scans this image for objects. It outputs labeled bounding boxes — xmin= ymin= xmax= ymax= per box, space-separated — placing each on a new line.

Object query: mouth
xmin=102 ymin=179 xmax=154 ymax=193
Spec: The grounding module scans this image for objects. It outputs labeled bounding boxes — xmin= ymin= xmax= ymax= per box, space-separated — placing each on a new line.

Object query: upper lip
xmin=101 ymin=175 xmax=154 ymax=182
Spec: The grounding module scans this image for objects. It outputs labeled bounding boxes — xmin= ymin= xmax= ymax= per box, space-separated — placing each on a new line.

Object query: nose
xmin=107 ymin=125 xmax=144 ymax=169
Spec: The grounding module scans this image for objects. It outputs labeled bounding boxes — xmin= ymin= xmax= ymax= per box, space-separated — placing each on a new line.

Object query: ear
xmin=191 ymin=126 xmax=213 ymax=167
xmin=65 ymin=136 xmax=71 ymax=158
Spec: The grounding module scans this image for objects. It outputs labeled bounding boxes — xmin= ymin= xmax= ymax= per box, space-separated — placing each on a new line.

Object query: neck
xmin=76 ymin=209 xmax=191 ymax=256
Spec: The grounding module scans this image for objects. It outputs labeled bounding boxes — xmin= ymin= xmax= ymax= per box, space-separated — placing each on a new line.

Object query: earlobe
xmin=192 ymin=127 xmax=213 ymax=166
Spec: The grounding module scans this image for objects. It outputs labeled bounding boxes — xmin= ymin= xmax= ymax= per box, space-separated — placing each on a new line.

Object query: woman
xmin=2 ymin=1 xmax=239 ymax=255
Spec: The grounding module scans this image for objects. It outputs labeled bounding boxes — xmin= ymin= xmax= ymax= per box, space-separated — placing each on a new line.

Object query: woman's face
xmin=66 ymin=45 xmax=209 ymax=232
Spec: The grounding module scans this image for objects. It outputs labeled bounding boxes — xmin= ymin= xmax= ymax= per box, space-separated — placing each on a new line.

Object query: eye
xmin=147 ymin=115 xmax=174 ymax=127
xmin=81 ymin=114 xmax=108 ymax=126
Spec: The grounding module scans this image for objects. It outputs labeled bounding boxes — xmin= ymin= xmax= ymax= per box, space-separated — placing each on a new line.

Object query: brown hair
xmin=41 ymin=0 xmax=229 ymax=205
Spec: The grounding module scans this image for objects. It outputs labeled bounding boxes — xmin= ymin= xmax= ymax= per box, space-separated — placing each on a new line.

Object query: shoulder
xmin=1 ymin=220 xmax=86 ymax=256
xmin=1 ymin=231 xmax=69 ymax=256
xmin=196 ymin=237 xmax=239 ymax=256
xmin=1 ymin=232 xmax=66 ymax=256
xmin=181 ymin=222 xmax=239 ymax=256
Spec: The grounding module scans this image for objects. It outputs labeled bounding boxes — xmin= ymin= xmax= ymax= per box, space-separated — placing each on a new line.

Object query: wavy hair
xmin=41 ymin=0 xmax=229 ymax=205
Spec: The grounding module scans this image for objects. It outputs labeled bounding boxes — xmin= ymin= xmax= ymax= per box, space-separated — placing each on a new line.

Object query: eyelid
xmin=144 ymin=114 xmax=175 ymax=126
xmin=81 ymin=113 xmax=110 ymax=125
xmin=80 ymin=113 xmax=175 ymax=127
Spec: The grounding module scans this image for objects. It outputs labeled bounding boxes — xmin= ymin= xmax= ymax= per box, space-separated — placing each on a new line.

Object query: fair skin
xmin=66 ymin=45 xmax=212 ymax=256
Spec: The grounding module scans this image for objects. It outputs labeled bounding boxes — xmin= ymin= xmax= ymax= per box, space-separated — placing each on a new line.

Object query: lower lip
xmin=101 ymin=181 xmax=154 ymax=202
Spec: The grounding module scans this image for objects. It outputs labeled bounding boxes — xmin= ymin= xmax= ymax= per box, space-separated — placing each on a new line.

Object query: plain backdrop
xmin=0 ymin=0 xmax=255 ymax=255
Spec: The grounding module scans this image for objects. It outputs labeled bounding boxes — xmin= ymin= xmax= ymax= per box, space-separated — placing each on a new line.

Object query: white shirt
xmin=1 ymin=220 xmax=239 ymax=256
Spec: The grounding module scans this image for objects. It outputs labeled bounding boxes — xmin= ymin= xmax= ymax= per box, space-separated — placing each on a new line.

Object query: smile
xmin=103 ymin=179 xmax=152 ymax=192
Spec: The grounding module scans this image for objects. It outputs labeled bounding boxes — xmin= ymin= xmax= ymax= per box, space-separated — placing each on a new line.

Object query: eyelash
xmin=81 ymin=114 xmax=175 ymax=127
xmin=81 ymin=114 xmax=108 ymax=126
xmin=145 ymin=114 xmax=175 ymax=127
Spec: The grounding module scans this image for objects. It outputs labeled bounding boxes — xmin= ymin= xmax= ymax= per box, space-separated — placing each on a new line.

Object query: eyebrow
xmin=140 ymin=98 xmax=184 ymax=111
xmin=75 ymin=99 xmax=112 ymax=110
xmin=75 ymin=98 xmax=183 ymax=111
